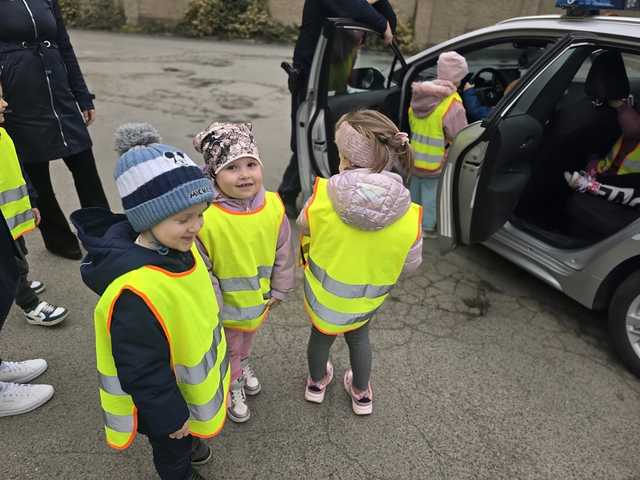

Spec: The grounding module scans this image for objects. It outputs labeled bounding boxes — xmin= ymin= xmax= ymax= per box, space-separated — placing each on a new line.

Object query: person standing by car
xmin=0 ymin=0 xmax=109 ymax=260
xmin=408 ymin=51 xmax=469 ymax=236
xmin=279 ymin=0 xmax=397 ymax=218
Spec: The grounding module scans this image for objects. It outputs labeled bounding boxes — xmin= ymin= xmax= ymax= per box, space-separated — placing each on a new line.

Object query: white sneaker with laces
xmin=23 ymin=301 xmax=68 ymax=326
xmin=0 ymin=359 xmax=48 ymax=384
xmin=0 ymin=381 xmax=54 ymax=417
xmin=227 ymin=381 xmax=250 ymax=423
xmin=242 ymin=363 xmax=261 ymax=396
xmin=29 ymin=280 xmax=46 ymax=294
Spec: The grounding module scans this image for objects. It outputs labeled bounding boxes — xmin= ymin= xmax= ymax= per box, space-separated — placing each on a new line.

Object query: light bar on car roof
xmin=556 ymin=0 xmax=640 ymax=10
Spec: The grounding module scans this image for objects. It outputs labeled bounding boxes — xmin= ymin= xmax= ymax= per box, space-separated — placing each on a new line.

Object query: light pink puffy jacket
xmin=297 ymin=168 xmax=423 ymax=273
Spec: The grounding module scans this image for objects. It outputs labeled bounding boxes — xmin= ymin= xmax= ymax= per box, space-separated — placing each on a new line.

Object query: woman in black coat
xmin=0 ymin=0 xmax=109 ymax=259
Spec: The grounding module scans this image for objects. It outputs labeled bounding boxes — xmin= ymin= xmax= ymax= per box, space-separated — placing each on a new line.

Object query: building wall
xmin=121 ymin=0 xmax=191 ymax=26
xmin=118 ymin=0 xmax=635 ymax=45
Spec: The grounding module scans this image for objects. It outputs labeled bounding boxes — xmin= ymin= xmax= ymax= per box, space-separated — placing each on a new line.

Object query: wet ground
xmin=1 ymin=30 xmax=639 ymax=480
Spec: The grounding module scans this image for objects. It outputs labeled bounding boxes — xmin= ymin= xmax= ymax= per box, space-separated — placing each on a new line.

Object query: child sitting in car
xmin=565 ymin=98 xmax=640 ymax=209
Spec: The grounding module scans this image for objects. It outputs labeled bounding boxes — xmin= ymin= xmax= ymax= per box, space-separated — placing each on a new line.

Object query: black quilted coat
xmin=0 ymin=0 xmax=93 ymax=163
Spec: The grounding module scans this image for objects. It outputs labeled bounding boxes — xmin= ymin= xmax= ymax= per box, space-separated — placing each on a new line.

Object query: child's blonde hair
xmin=335 ymin=110 xmax=413 ymax=176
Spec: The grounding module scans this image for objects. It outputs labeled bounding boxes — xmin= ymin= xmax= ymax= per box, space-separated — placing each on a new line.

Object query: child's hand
xmin=169 ymin=421 xmax=190 ymax=439
xmin=464 ymin=82 xmax=474 ymax=91
xmin=266 ymin=298 xmax=281 ymax=309
xmin=31 ymin=208 xmax=41 ymax=226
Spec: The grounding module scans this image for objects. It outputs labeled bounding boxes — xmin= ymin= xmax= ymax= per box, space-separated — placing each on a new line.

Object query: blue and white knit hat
xmin=114 ymin=123 xmax=214 ymax=232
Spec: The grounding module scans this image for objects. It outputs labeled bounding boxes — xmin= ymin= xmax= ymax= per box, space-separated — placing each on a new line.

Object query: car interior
xmin=315 ymin=30 xmax=640 ymax=250
xmin=512 ymin=48 xmax=640 ymax=248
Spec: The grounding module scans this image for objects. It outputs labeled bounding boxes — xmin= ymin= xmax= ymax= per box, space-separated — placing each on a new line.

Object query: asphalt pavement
xmin=1 ymin=30 xmax=639 ymax=480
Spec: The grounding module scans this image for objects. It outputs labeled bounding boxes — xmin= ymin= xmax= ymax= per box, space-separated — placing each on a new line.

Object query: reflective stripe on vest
xmin=0 ymin=128 xmax=35 ymax=239
xmin=94 ymin=247 xmax=230 ymax=450
xmin=409 ymin=92 xmax=461 ymax=174
xmin=302 ymin=178 xmax=422 ymax=335
xmin=199 ymin=192 xmax=284 ymax=332
xmin=597 ymin=137 xmax=640 ymax=175
xmin=219 ymin=266 xmax=273 ymax=292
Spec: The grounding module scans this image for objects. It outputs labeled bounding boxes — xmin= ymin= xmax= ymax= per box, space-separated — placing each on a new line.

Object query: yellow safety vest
xmin=596 ymin=137 xmax=640 ymax=175
xmin=0 ymin=128 xmax=35 ymax=240
xmin=408 ymin=92 xmax=462 ymax=175
xmin=198 ymin=192 xmax=285 ymax=332
xmin=302 ymin=178 xmax=422 ymax=335
xmin=94 ymin=247 xmax=230 ymax=450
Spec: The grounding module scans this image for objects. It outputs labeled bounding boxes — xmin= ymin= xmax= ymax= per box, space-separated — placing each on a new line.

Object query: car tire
xmin=609 ymin=271 xmax=640 ymax=378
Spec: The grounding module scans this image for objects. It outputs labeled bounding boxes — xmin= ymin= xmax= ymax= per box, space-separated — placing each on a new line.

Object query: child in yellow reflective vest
xmin=297 ymin=110 xmax=423 ymax=415
xmin=408 ymin=51 xmax=469 ymax=236
xmin=71 ymin=124 xmax=229 ymax=480
xmin=193 ymin=122 xmax=294 ymax=424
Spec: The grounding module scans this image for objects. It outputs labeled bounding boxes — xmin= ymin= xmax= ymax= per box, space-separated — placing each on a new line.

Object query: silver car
xmin=296 ymin=10 xmax=640 ymax=375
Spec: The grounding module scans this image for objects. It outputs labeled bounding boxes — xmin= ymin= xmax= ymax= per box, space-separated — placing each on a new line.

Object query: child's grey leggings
xmin=307 ymin=322 xmax=371 ymax=391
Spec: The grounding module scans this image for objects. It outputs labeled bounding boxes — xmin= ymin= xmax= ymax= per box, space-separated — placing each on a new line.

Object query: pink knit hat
xmin=193 ymin=122 xmax=261 ymax=176
xmin=334 ymin=120 xmax=409 ymax=170
xmin=437 ymin=51 xmax=469 ymax=85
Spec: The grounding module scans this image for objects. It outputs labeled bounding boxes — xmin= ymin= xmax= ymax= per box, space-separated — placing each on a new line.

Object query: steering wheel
xmin=470 ymin=67 xmax=509 ymax=107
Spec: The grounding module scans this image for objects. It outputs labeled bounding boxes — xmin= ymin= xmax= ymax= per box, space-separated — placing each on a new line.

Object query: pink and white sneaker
xmin=304 ymin=361 xmax=333 ymax=404
xmin=564 ymin=171 xmax=601 ymax=194
xmin=343 ymin=369 xmax=373 ymax=416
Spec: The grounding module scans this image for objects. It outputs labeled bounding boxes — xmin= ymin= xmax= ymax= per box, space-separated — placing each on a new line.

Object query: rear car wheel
xmin=609 ymin=271 xmax=640 ymax=377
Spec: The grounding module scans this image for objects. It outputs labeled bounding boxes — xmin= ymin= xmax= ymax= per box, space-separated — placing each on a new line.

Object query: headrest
xmin=585 ymin=51 xmax=630 ymax=103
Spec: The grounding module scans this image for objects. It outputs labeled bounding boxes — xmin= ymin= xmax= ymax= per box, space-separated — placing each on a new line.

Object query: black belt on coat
xmin=0 ymin=40 xmax=58 ymax=54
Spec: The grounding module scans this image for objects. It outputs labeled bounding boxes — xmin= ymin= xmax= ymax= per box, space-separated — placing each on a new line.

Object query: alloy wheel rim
xmin=626 ymin=294 xmax=640 ymax=359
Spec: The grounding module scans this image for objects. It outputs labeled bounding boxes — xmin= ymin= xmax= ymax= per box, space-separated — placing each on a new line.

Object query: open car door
xmin=437 ymin=34 xmax=588 ymax=252
xmin=297 ymin=19 xmax=406 ymax=201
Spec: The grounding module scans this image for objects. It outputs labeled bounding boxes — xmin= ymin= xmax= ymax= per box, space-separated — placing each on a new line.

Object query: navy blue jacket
xmin=0 ymin=0 xmax=93 ymax=163
xmin=293 ymin=0 xmax=397 ymax=74
xmin=71 ymin=208 xmax=192 ymax=437
xmin=462 ymin=87 xmax=493 ymax=123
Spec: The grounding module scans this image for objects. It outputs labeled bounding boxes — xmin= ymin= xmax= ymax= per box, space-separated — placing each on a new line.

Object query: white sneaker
xmin=227 ymin=381 xmax=250 ymax=423
xmin=0 ymin=359 xmax=48 ymax=384
xmin=23 ymin=301 xmax=68 ymax=326
xmin=0 ymin=381 xmax=54 ymax=417
xmin=242 ymin=363 xmax=261 ymax=396
xmin=29 ymin=280 xmax=46 ymax=294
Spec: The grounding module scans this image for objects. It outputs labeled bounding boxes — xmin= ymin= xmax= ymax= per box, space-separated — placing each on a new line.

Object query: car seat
xmin=515 ymin=50 xmax=624 ymax=230
xmin=564 ymin=51 xmax=640 ymax=239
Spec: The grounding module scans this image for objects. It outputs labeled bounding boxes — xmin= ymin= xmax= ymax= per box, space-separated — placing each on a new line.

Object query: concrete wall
xmin=121 ymin=0 xmax=191 ymax=26
xmin=269 ymin=0 xmax=417 ymax=26
xmin=118 ymin=0 xmax=635 ymax=45
xmin=415 ymin=0 xmax=559 ymax=45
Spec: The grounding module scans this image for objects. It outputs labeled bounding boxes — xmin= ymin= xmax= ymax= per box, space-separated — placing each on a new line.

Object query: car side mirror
xmin=349 ymin=68 xmax=385 ymax=90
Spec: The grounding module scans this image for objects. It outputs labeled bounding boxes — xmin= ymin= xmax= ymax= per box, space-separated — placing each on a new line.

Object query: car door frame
xmin=297 ymin=18 xmax=406 ymax=201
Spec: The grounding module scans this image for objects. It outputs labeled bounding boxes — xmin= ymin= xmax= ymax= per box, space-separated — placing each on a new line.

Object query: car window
xmin=414 ymin=40 xmax=551 ymax=85
xmin=326 ymin=28 xmax=396 ymax=97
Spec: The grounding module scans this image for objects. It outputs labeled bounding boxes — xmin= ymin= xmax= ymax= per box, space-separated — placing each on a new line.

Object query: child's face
xmin=149 ymin=202 xmax=207 ymax=253
xmin=215 ymin=156 xmax=263 ymax=200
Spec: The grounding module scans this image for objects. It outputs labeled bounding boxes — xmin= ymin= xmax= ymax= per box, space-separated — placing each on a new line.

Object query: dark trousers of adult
xmin=278 ymin=75 xmax=309 ymax=207
xmin=307 ymin=322 xmax=372 ymax=391
xmin=24 ymin=149 xmax=109 ymax=251
xmin=13 ymin=237 xmax=39 ymax=313
xmin=145 ymin=434 xmax=195 ymax=480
